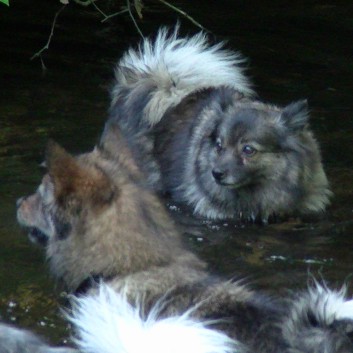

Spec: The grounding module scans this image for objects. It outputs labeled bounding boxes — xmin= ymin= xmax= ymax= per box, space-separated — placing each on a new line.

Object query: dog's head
xmin=16 ymin=127 xmax=184 ymax=291
xmin=17 ymin=141 xmax=116 ymax=245
xmin=208 ymin=97 xmax=311 ymax=188
xmin=194 ymin=89 xmax=331 ymax=218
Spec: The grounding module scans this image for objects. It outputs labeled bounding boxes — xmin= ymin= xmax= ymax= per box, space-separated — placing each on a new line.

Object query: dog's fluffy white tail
xmin=112 ymin=27 xmax=253 ymax=126
xmin=69 ymin=284 xmax=240 ymax=353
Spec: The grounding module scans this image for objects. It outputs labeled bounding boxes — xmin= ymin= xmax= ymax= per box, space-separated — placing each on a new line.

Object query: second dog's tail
xmin=110 ymin=27 xmax=253 ymax=128
xmin=69 ymin=284 xmax=240 ymax=353
xmin=282 ymin=283 xmax=353 ymax=352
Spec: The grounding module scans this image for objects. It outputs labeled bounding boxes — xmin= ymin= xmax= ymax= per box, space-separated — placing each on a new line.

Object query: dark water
xmin=0 ymin=0 xmax=352 ymax=345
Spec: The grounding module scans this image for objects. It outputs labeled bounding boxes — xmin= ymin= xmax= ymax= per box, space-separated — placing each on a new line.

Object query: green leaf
xmin=0 ymin=0 xmax=9 ymax=5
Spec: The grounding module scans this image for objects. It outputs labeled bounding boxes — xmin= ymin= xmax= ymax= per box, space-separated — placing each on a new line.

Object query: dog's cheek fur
xmin=200 ymin=137 xmax=218 ymax=170
xmin=249 ymin=152 xmax=287 ymax=180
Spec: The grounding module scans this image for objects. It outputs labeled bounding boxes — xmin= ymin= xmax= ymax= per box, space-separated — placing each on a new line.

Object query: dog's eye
xmin=242 ymin=145 xmax=257 ymax=156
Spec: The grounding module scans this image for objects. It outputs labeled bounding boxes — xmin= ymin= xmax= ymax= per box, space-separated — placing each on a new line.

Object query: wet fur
xmin=106 ymin=28 xmax=331 ymax=220
xmin=16 ymin=129 xmax=353 ymax=353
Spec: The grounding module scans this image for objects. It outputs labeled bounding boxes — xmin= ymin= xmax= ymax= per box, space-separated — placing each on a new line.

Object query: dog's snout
xmin=212 ymin=169 xmax=225 ymax=182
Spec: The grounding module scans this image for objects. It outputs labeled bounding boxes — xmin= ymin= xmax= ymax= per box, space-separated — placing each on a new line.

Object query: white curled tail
xmin=112 ymin=27 xmax=253 ymax=126
xmin=69 ymin=284 xmax=240 ymax=353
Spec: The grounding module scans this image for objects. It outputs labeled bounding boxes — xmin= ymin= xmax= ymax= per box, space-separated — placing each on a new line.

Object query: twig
xmin=157 ymin=0 xmax=209 ymax=32
xmin=30 ymin=0 xmax=208 ymax=66
xmin=90 ymin=0 xmax=108 ymax=18
xmin=126 ymin=0 xmax=144 ymax=38
xmin=73 ymin=0 xmax=128 ymax=23
xmin=101 ymin=9 xmax=129 ymax=23
xmin=30 ymin=5 xmax=67 ymax=61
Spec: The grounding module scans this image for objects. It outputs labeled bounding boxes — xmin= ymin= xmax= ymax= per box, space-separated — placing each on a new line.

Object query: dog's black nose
xmin=212 ymin=169 xmax=225 ymax=182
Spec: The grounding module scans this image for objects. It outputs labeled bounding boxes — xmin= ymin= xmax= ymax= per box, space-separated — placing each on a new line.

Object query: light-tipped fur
xmin=68 ymin=282 xmax=353 ymax=353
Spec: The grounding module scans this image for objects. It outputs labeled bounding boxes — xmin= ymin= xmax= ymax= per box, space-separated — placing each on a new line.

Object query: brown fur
xmin=17 ymin=125 xmax=206 ymax=292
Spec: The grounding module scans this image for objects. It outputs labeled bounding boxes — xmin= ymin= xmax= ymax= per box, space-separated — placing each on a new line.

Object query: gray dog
xmin=106 ymin=28 xmax=331 ymax=221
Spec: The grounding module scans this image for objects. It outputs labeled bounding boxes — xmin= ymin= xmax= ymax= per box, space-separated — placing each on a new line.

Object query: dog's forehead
xmin=220 ymin=107 xmax=280 ymax=144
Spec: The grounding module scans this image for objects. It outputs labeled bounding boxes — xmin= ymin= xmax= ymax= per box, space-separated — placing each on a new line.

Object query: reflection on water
xmin=1 ymin=0 xmax=352 ymax=344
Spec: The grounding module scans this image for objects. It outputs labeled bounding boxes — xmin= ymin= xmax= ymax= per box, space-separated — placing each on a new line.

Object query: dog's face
xmin=16 ymin=128 xmax=184 ymax=291
xmin=208 ymin=107 xmax=284 ymax=190
xmin=182 ymin=92 xmax=331 ymax=219
xmin=17 ymin=143 xmax=116 ymax=246
xmin=205 ymin=99 xmax=312 ymax=191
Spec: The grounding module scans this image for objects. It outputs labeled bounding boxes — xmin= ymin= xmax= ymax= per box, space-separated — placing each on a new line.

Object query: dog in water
xmin=15 ymin=126 xmax=353 ymax=353
xmin=105 ymin=28 xmax=331 ymax=221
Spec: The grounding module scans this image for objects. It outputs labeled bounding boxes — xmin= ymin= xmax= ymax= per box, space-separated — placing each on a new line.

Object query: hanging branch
xmin=30 ymin=5 xmax=67 ymax=62
xmin=126 ymin=0 xmax=144 ymax=38
xmin=30 ymin=0 xmax=208 ymax=68
xmin=100 ymin=9 xmax=129 ymax=23
xmin=88 ymin=0 xmax=129 ymax=23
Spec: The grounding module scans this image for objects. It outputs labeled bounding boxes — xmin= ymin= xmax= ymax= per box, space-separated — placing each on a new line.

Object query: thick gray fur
xmin=107 ymin=28 xmax=331 ymax=220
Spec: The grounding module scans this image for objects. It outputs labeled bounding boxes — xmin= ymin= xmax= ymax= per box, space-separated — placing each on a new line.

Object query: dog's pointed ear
xmin=98 ymin=121 xmax=143 ymax=181
xmin=46 ymin=140 xmax=114 ymax=205
xmin=46 ymin=140 xmax=78 ymax=197
xmin=99 ymin=121 xmax=126 ymax=156
xmin=280 ymin=99 xmax=309 ymax=132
